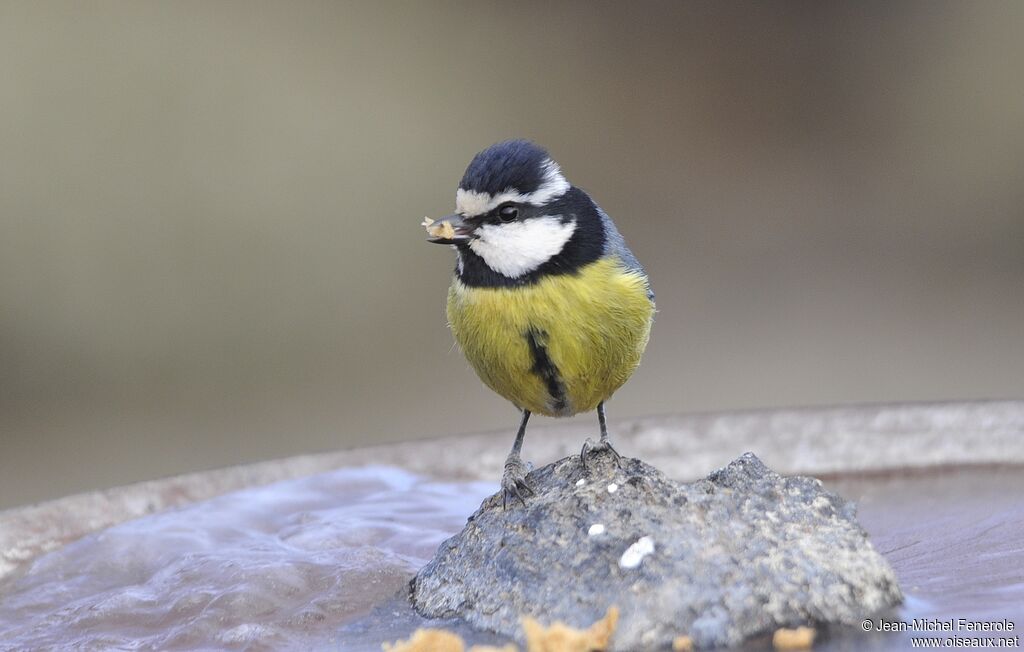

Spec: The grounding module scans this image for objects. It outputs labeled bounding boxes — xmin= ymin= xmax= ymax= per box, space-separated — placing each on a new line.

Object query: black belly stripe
xmin=525 ymin=328 xmax=567 ymax=413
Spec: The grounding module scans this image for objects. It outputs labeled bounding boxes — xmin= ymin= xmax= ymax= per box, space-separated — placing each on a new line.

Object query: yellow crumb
xmin=521 ymin=606 xmax=619 ymax=652
xmin=424 ymin=217 xmax=456 ymax=240
xmin=380 ymin=609 xmax=619 ymax=652
xmin=772 ymin=626 xmax=816 ymax=650
xmin=672 ymin=634 xmax=694 ymax=651
xmin=382 ymin=628 xmax=465 ymax=652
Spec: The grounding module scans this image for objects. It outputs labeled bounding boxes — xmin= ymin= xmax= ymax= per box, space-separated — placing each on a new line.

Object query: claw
xmin=503 ymin=483 xmax=526 ymax=509
xmin=501 ymin=457 xmax=534 ymax=510
xmin=502 ymin=479 xmax=531 ymax=510
xmin=580 ymin=438 xmax=623 ymax=471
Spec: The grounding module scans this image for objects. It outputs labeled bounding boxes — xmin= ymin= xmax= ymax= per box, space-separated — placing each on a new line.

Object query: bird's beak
xmin=423 ymin=213 xmax=475 ymax=245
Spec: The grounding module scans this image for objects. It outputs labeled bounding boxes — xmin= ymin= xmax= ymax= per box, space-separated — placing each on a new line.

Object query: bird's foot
xmin=580 ymin=438 xmax=623 ymax=472
xmin=501 ymin=456 xmax=534 ymax=509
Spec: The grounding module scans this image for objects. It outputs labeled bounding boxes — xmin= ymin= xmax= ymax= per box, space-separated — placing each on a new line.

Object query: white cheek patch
xmin=468 ymin=217 xmax=577 ymax=278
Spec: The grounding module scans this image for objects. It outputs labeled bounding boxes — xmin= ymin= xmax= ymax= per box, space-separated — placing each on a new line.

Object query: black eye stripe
xmin=453 ymin=187 xmax=607 ymax=288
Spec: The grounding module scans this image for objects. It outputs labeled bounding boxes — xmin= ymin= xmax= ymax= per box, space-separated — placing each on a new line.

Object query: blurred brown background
xmin=1 ymin=1 xmax=1022 ymax=510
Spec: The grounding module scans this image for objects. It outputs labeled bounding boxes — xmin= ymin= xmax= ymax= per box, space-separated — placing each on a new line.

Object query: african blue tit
xmin=424 ymin=140 xmax=654 ymax=507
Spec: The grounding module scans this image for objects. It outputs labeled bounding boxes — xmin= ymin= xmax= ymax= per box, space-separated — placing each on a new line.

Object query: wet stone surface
xmin=411 ymin=451 xmax=903 ymax=650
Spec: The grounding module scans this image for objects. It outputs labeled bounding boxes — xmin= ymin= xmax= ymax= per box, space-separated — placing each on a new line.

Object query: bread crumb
xmin=772 ymin=626 xmax=816 ymax=650
xmin=606 ymin=483 xmax=618 ymax=494
xmin=521 ymin=606 xmax=619 ymax=652
xmin=588 ymin=523 xmax=605 ymax=536
xmin=423 ymin=217 xmax=456 ymax=240
xmin=381 ymin=608 xmax=620 ymax=651
xmin=382 ymin=628 xmax=465 ymax=652
xmin=672 ymin=635 xmax=694 ymax=651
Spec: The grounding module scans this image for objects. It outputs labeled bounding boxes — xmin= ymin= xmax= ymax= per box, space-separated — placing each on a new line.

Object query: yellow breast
xmin=446 ymin=257 xmax=654 ymax=417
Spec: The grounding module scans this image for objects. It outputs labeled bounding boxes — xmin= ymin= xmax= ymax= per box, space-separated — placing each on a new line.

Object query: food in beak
xmin=422 ymin=216 xmax=457 ymax=241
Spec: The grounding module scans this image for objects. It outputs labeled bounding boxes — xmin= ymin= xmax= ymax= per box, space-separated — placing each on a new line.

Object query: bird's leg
xmin=580 ymin=401 xmax=622 ymax=470
xmin=501 ymin=410 xmax=534 ymax=509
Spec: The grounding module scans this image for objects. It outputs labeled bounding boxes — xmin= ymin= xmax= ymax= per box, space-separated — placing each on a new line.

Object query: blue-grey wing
xmin=598 ymin=206 xmax=655 ymax=302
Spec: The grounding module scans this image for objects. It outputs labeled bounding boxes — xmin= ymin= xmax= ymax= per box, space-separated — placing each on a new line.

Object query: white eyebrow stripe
xmin=455 ymin=159 xmax=570 ymax=217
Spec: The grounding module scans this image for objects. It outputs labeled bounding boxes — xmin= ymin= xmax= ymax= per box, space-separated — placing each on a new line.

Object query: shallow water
xmin=0 ymin=467 xmax=495 ymax=651
xmin=828 ymin=468 xmax=1024 ymax=623
xmin=1 ymin=464 xmax=1021 ymax=651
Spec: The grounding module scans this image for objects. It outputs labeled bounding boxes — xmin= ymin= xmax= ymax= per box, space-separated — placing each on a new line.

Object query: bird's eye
xmin=498 ymin=205 xmax=519 ymax=222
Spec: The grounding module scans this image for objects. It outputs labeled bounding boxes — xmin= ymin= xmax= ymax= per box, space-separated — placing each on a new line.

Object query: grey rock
xmin=411 ymin=451 xmax=902 ymax=650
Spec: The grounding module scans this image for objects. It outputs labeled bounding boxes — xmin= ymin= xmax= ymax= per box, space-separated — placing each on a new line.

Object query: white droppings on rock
xmin=588 ymin=524 xmax=605 ymax=536
xmin=575 ymin=479 xmax=586 ymax=487
xmin=619 ymin=536 xmax=655 ymax=569
xmin=607 ymin=483 xmax=619 ymax=494
xmin=413 ymin=451 xmax=908 ymax=650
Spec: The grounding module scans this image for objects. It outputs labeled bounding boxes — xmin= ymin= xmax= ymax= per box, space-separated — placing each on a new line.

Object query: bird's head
xmin=425 ymin=140 xmax=606 ymax=285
